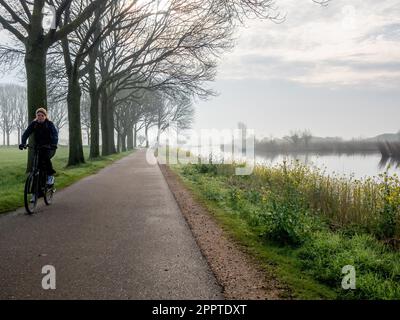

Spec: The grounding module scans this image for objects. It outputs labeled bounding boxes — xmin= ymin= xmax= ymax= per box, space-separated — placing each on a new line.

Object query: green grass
xmin=170 ymin=162 xmax=400 ymax=300
xmin=0 ymin=145 xmax=134 ymax=213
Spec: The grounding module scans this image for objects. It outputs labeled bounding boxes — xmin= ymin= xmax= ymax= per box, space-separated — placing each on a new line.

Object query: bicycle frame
xmin=27 ymin=144 xmax=52 ymax=172
xmin=29 ymin=146 xmax=48 ymax=190
xmin=24 ymin=145 xmax=55 ymax=214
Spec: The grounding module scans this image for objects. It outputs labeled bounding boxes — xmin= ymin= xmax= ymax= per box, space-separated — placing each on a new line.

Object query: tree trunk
xmin=6 ymin=132 xmax=10 ymax=146
xmin=100 ymin=89 xmax=109 ymax=156
xmin=157 ymin=125 xmax=161 ymax=147
xmin=89 ymin=90 xmax=100 ymax=159
xmin=67 ymin=75 xmax=85 ymax=166
xmin=127 ymin=124 xmax=134 ymax=150
xmin=24 ymin=43 xmax=48 ymax=171
xmin=100 ymin=90 xmax=116 ymax=156
xmin=89 ymin=88 xmax=100 ymax=159
xmin=25 ymin=44 xmax=47 ymax=122
xmin=116 ymin=133 xmax=121 ymax=153
xmin=18 ymin=128 xmax=21 ymax=145
xmin=87 ymin=128 xmax=90 ymax=147
xmin=88 ymin=55 xmax=100 ymax=159
xmin=107 ymin=103 xmax=116 ymax=154
xmin=145 ymin=125 xmax=149 ymax=148
xmin=134 ymin=123 xmax=137 ymax=148
xmin=121 ymin=134 xmax=127 ymax=152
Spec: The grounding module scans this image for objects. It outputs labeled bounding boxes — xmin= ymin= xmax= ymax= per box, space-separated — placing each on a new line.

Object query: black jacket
xmin=21 ymin=119 xmax=59 ymax=146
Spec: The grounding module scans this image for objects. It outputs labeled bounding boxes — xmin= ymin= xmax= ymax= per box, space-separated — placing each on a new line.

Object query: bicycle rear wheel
xmin=24 ymin=173 xmax=39 ymax=214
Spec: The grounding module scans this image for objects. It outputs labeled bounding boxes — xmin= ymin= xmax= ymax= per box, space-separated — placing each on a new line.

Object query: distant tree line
xmin=255 ymin=129 xmax=400 ymax=156
xmin=0 ymin=84 xmax=26 ymax=146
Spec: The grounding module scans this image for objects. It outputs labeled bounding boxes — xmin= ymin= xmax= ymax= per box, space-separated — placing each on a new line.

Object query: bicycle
xmin=22 ymin=145 xmax=56 ymax=215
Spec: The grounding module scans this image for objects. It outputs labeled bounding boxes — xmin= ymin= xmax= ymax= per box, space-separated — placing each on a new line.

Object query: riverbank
xmin=0 ymin=146 xmax=134 ymax=213
xmin=168 ymin=161 xmax=400 ymax=299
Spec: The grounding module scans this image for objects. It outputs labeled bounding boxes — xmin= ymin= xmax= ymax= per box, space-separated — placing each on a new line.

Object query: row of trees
xmin=0 ymin=82 xmax=194 ymax=151
xmin=284 ymin=130 xmax=313 ymax=147
xmin=0 ymin=83 xmax=70 ymax=145
xmin=0 ymin=1 xmax=328 ymax=167
xmin=0 ymin=84 xmax=26 ymax=146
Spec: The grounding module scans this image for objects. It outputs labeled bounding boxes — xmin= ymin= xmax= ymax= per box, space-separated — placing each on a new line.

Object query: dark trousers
xmin=38 ymin=149 xmax=56 ymax=175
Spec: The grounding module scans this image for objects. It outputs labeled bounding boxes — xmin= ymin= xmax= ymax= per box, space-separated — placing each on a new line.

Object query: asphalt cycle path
xmin=0 ymin=149 xmax=223 ymax=299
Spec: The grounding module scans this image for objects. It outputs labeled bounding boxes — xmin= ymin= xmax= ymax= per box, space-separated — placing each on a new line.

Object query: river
xmin=183 ymin=145 xmax=400 ymax=179
xmin=255 ymin=153 xmax=400 ymax=179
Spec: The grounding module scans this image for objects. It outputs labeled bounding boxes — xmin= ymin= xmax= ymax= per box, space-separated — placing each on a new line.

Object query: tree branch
xmin=46 ymin=0 xmax=108 ymax=45
xmin=19 ymin=0 xmax=32 ymax=21
xmin=0 ymin=0 xmax=29 ymax=30
xmin=0 ymin=16 xmax=26 ymax=43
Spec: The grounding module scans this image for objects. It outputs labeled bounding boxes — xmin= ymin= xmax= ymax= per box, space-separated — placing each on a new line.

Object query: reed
xmin=191 ymin=160 xmax=400 ymax=241
xmin=174 ymin=160 xmax=400 ymax=299
xmin=378 ymin=141 xmax=400 ymax=159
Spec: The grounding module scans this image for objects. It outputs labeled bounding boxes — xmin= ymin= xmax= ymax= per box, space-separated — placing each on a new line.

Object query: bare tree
xmin=302 ymin=129 xmax=313 ymax=148
xmin=156 ymin=93 xmax=195 ymax=145
xmin=62 ymin=0 xmax=145 ymax=164
xmin=130 ymin=102 xmax=146 ymax=150
xmin=14 ymin=85 xmax=28 ymax=145
xmin=0 ymin=0 xmax=109 ymax=121
xmin=114 ymin=102 xmax=131 ymax=152
xmin=141 ymin=96 xmax=158 ymax=148
xmin=114 ymin=94 xmax=147 ymax=152
xmin=80 ymin=93 xmax=91 ymax=147
xmin=174 ymin=97 xmax=195 ymax=133
xmin=0 ymin=84 xmax=24 ymax=146
xmin=48 ymin=100 xmax=68 ymax=134
xmin=285 ymin=130 xmax=302 ymax=146
xmin=0 ymin=0 xmax=112 ymax=170
xmin=89 ymin=0 xmax=287 ymax=156
xmin=0 ymin=0 xmax=330 ymax=161
xmin=137 ymin=135 xmax=146 ymax=147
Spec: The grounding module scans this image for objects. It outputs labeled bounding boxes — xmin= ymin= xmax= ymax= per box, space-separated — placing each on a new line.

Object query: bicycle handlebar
xmin=22 ymin=144 xmax=55 ymax=150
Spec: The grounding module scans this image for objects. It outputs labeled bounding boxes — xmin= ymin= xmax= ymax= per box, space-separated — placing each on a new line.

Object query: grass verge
xmin=0 ymin=145 xmax=134 ymax=213
xmin=170 ymin=162 xmax=400 ymax=300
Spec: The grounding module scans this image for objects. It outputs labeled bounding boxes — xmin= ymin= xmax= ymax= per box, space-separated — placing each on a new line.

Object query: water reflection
xmin=378 ymin=156 xmax=400 ymax=170
xmin=255 ymin=152 xmax=400 ymax=179
xmin=186 ymin=144 xmax=400 ymax=178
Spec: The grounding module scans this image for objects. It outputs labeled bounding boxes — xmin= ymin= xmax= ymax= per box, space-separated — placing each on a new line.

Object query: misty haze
xmin=0 ymin=0 xmax=399 ymax=303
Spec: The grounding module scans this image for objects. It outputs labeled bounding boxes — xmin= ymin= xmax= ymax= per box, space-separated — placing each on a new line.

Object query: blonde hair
xmin=35 ymin=107 xmax=48 ymax=120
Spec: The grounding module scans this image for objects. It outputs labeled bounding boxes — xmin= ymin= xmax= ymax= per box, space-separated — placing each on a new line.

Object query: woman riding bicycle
xmin=19 ymin=108 xmax=59 ymax=185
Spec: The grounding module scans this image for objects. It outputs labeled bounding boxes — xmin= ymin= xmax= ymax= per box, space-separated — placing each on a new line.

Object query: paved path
xmin=0 ymin=149 xmax=223 ymax=299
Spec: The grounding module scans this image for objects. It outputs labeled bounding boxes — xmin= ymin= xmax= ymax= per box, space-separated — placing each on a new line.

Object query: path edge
xmin=159 ymin=163 xmax=287 ymax=300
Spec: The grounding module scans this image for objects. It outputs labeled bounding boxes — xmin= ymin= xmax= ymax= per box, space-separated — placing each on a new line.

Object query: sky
xmin=193 ymin=0 xmax=400 ymax=139
xmin=1 ymin=0 xmax=400 ymax=142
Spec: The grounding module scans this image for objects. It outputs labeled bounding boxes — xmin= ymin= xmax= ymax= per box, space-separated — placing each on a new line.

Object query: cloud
xmin=364 ymin=23 xmax=400 ymax=42
xmin=217 ymin=0 xmax=400 ymax=88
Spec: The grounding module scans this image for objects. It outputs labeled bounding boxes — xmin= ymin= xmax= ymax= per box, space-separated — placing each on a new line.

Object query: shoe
xmin=47 ymin=176 xmax=55 ymax=186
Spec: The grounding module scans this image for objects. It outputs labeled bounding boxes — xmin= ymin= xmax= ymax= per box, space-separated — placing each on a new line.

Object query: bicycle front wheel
xmin=44 ymin=184 xmax=55 ymax=206
xmin=24 ymin=173 xmax=39 ymax=215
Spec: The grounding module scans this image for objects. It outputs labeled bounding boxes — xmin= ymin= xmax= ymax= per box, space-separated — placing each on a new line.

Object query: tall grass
xmin=255 ymin=161 xmax=400 ymax=240
xmin=184 ymin=160 xmax=400 ymax=242
xmin=174 ymin=160 xmax=400 ymax=299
